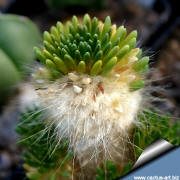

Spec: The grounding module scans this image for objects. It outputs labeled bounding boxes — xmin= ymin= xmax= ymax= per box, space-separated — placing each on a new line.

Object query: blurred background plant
xmin=0 ymin=0 xmax=179 ymax=179
xmin=0 ymin=14 xmax=41 ymax=106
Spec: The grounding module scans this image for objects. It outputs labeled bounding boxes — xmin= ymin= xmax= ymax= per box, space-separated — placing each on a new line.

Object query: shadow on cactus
xmin=16 ymin=14 xmax=180 ymax=179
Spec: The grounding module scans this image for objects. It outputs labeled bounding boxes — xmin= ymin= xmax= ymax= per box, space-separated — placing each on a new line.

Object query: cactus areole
xmin=33 ymin=14 xmax=150 ymax=178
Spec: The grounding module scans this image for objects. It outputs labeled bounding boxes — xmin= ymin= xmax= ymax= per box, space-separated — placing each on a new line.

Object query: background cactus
xmin=0 ymin=14 xmax=42 ymax=73
xmin=0 ymin=49 xmax=20 ymax=103
xmin=16 ymin=14 xmax=180 ymax=180
xmin=0 ymin=14 xmax=42 ymax=104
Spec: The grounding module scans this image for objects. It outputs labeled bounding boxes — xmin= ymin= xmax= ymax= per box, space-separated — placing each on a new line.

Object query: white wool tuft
xmin=35 ymin=73 xmax=142 ymax=169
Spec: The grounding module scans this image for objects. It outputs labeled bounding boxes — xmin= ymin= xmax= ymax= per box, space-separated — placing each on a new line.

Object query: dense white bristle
xmin=35 ymin=72 xmax=142 ymax=172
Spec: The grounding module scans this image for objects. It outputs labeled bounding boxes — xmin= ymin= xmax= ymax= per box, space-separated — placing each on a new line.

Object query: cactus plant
xmin=0 ymin=14 xmax=42 ymax=104
xmin=16 ymin=14 xmax=180 ymax=179
xmin=0 ymin=49 xmax=20 ymax=103
xmin=0 ymin=14 xmax=42 ymax=72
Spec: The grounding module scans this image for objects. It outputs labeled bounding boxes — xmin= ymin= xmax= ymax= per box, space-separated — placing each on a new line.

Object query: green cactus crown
xmin=34 ymin=14 xmax=149 ymax=79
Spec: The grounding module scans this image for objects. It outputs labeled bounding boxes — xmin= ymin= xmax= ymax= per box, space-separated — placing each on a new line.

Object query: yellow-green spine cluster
xmin=35 ymin=15 xmax=147 ymax=75
xmin=34 ymin=14 xmax=149 ymax=91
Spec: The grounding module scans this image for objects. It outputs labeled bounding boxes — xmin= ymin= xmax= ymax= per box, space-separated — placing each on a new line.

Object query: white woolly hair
xmin=34 ymin=69 xmax=144 ymax=172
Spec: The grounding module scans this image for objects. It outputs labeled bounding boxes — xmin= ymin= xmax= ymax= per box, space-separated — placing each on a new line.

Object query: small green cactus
xmin=16 ymin=106 xmax=73 ymax=180
xmin=0 ymin=14 xmax=42 ymax=72
xmin=0 ymin=14 xmax=41 ymax=103
xmin=0 ymin=49 xmax=20 ymax=103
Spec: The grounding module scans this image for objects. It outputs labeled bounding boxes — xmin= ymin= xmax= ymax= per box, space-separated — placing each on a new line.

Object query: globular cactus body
xmin=0 ymin=14 xmax=42 ymax=103
xmin=33 ymin=14 xmax=150 ymax=179
xmin=0 ymin=49 xmax=20 ymax=103
xmin=0 ymin=14 xmax=42 ymax=72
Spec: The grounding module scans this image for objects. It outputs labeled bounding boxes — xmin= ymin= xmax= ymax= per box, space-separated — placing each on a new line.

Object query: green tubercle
xmin=101 ymin=57 xmax=117 ymax=76
xmin=133 ymin=56 xmax=149 ymax=74
xmin=129 ymin=80 xmax=145 ymax=92
xmin=78 ymin=61 xmax=86 ymax=73
xmin=90 ymin=60 xmax=102 ymax=76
